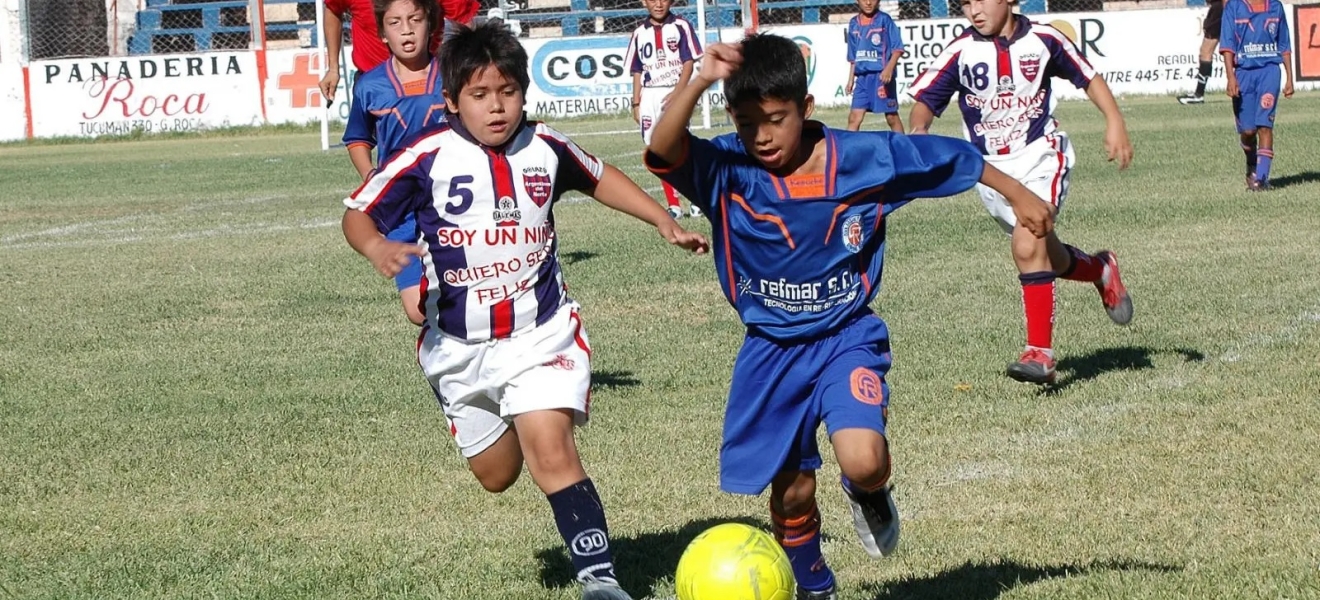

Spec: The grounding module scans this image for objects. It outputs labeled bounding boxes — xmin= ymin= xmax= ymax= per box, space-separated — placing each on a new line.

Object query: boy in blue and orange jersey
xmin=1221 ymin=0 xmax=1294 ymax=190
xmin=645 ymin=33 xmax=1054 ymax=599
xmin=845 ymin=0 xmax=905 ymax=132
xmin=343 ymin=0 xmax=449 ymax=325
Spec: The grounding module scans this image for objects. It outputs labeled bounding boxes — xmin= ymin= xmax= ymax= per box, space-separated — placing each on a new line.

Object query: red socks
xmin=1020 ymin=271 xmax=1056 ymax=352
xmin=1058 ymin=245 xmax=1103 ymax=283
xmin=662 ymin=182 xmax=680 ymax=208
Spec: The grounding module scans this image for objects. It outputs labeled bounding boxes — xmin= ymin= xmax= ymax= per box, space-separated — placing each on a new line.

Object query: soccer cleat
xmin=796 ymin=585 xmax=837 ymax=600
xmin=1250 ymin=179 xmax=1273 ymax=192
xmin=1176 ymin=94 xmax=1205 ymax=105
xmin=1246 ymin=175 xmax=1261 ymax=191
xmin=841 ymin=480 xmax=900 ymax=558
xmin=667 ymin=206 xmax=683 ymax=220
xmin=1093 ymin=251 xmax=1133 ymax=325
xmin=1006 ymin=348 xmax=1057 ymax=384
xmin=582 ymin=578 xmax=632 ymax=600
xmin=690 ymin=205 xmax=703 ymax=218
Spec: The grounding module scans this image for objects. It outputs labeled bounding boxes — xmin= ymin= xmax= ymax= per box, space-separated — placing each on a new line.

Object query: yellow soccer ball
xmin=675 ymin=523 xmax=796 ymax=600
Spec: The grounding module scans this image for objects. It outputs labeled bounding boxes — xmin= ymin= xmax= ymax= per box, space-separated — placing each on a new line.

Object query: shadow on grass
xmin=591 ymin=370 xmax=640 ymax=392
xmin=561 ymin=250 xmax=598 ymax=265
xmin=862 ymin=559 xmax=1182 ymax=600
xmin=1041 ymin=346 xmax=1204 ymax=395
xmin=536 ymin=516 xmax=769 ymax=596
xmin=1269 ymin=170 xmax=1320 ymax=189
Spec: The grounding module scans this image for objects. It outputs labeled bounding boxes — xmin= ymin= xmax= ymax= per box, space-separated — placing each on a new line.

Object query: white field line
xmin=1219 ymin=306 xmax=1320 ymax=363
xmin=1 ymin=218 xmax=338 ymax=250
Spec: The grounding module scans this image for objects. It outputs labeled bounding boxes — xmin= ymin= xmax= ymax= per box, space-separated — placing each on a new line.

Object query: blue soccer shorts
xmin=851 ymin=72 xmax=899 ymax=115
xmin=719 ymin=313 xmax=893 ymax=496
xmin=1233 ymin=66 xmax=1281 ymax=133
xmin=385 ymin=212 xmax=423 ymax=290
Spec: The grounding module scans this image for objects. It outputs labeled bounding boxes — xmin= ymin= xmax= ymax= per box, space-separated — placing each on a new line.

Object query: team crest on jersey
xmin=524 ymin=172 xmax=553 ymax=207
xmin=842 ymin=214 xmax=864 ymax=253
xmin=869 ymin=32 xmax=882 ymax=45
xmin=493 ymin=196 xmax=522 ymax=226
xmin=1267 ymin=22 xmax=1277 ymax=35
xmin=666 ymin=36 xmax=680 ymax=53
xmin=996 ymin=75 xmax=1016 ymax=97
xmin=1019 ymin=53 xmax=1041 ymax=82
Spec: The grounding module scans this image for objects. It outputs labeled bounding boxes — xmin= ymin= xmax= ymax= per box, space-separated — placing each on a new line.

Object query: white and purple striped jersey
xmin=625 ymin=14 xmax=703 ymax=88
xmin=344 ymin=118 xmax=604 ymax=342
xmin=908 ymin=14 xmax=1096 ymax=155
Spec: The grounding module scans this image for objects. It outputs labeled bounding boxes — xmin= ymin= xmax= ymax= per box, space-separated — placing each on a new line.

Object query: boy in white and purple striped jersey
xmin=625 ymin=0 xmax=703 ymax=219
xmin=342 ymin=22 xmax=708 ymax=600
xmin=908 ymin=0 xmax=1135 ymax=385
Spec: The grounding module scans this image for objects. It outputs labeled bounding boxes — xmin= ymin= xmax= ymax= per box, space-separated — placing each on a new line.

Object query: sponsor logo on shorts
xmin=571 ymin=528 xmax=610 ymax=557
xmin=1261 ymin=93 xmax=1275 ymax=109
xmin=850 ymin=367 xmax=884 ymax=405
xmin=842 ymin=214 xmax=864 ymax=253
xmin=544 ymin=353 xmax=577 ymax=371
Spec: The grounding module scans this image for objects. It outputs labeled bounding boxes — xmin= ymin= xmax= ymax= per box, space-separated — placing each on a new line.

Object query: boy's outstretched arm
xmin=342 ymin=209 xmax=424 ymax=277
xmin=980 ymin=163 xmax=1054 ymax=238
xmin=1084 ymin=76 xmax=1133 ymax=170
xmin=648 ymin=42 xmax=742 ymax=165
xmin=589 ymin=165 xmax=709 ymax=254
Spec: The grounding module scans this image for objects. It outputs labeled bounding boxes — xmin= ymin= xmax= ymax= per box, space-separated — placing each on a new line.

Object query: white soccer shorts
xmin=639 ymin=85 xmax=675 ymax=145
xmin=976 ymin=132 xmax=1075 ymax=234
xmin=418 ymin=301 xmax=592 ymax=458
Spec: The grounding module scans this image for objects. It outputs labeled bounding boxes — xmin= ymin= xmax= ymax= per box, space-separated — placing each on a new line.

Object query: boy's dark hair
xmin=439 ymin=22 xmax=531 ymax=99
xmin=724 ymin=33 xmax=809 ymax=109
xmin=373 ymin=0 xmax=441 ymax=38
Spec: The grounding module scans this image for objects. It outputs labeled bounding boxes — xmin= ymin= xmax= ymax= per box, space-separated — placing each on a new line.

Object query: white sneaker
xmin=689 ymin=205 xmax=703 ymax=218
xmin=841 ymin=479 xmax=900 ymax=558
xmin=666 ymin=206 xmax=683 ymax=220
xmin=582 ymin=577 xmax=632 ymax=600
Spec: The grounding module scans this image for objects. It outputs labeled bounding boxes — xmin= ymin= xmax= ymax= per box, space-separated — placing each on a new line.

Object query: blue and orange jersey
xmin=645 ymin=125 xmax=985 ymax=341
xmin=1220 ymin=0 xmax=1291 ymax=70
xmin=344 ymin=57 xmax=448 ymax=166
xmin=846 ymin=11 xmax=904 ymax=74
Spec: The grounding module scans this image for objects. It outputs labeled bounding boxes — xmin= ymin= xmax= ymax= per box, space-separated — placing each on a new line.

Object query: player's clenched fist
xmin=365 ymin=239 xmax=426 ymax=278
xmin=698 ymin=43 xmax=744 ymax=82
xmin=1104 ymin=123 xmax=1133 ymax=170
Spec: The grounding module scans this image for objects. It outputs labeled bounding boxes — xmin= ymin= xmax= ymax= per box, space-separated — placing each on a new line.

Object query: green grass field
xmin=3 ymin=94 xmax=1320 ymax=600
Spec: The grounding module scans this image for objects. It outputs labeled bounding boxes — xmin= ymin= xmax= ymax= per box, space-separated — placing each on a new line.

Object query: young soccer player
xmin=1177 ymin=0 xmax=1223 ymax=105
xmin=646 ymin=33 xmax=1055 ymax=598
xmin=342 ymin=22 xmax=707 ymax=600
xmin=625 ymin=0 xmax=703 ymax=219
xmin=1220 ymin=0 xmax=1294 ymax=191
xmin=845 ymin=0 xmax=905 ymax=132
xmin=319 ymin=0 xmax=479 ymax=103
xmin=342 ymin=0 xmax=449 ymax=326
xmin=907 ymin=0 xmax=1135 ymax=384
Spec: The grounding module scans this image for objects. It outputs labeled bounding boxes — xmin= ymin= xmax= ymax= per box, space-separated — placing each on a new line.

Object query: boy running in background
xmin=625 ymin=0 xmax=703 ymax=218
xmin=908 ymin=0 xmax=1135 ymax=384
xmin=1220 ymin=0 xmax=1294 ymax=190
xmin=343 ymin=0 xmax=448 ymax=325
xmin=342 ymin=22 xmax=708 ymax=600
xmin=647 ymin=33 xmax=1055 ymax=598
xmin=845 ymin=0 xmax=905 ymax=132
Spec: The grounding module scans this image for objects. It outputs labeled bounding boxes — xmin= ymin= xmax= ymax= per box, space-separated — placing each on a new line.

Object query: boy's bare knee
xmin=472 ymin=463 xmax=521 ymax=493
xmin=833 ymin=430 xmax=891 ymax=490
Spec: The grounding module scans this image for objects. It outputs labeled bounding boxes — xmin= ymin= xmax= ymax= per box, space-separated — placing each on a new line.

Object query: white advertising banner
xmin=264 ymin=46 xmax=363 ymax=125
xmin=523 ymin=33 xmax=727 ymax=119
xmin=0 ymin=62 xmax=27 ymax=142
xmin=28 ymin=52 xmax=264 ymax=138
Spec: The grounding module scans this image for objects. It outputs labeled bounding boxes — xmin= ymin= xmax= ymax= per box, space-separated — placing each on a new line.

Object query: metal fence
xmin=18 ymin=0 xmax=1204 ymax=59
